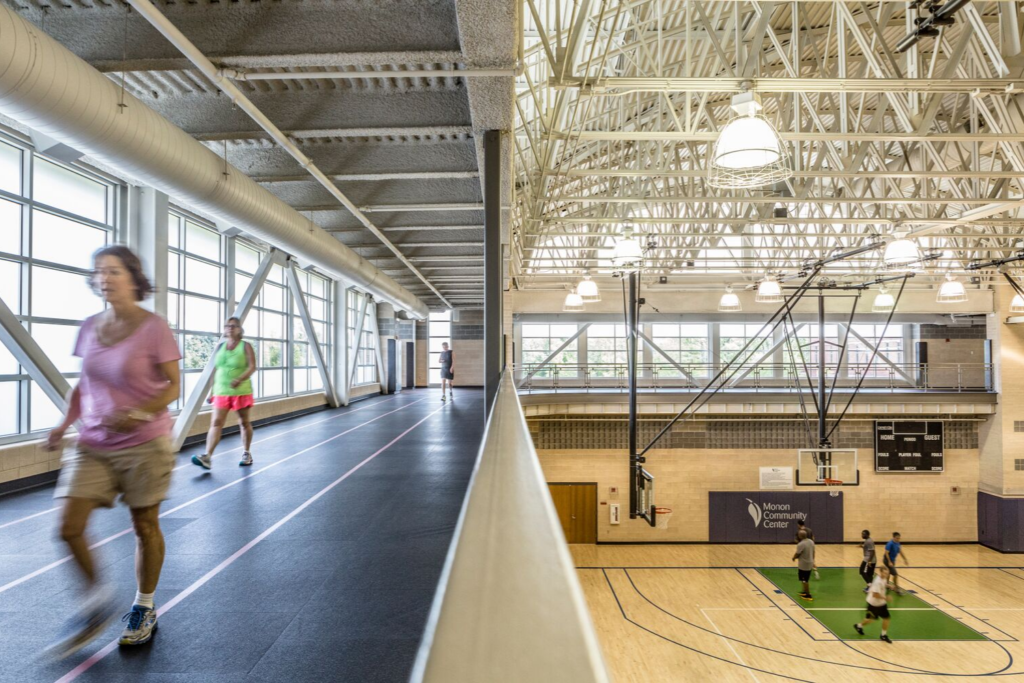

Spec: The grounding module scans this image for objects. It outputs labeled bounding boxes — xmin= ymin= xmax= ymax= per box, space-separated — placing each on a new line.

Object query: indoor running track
xmin=0 ymin=388 xmax=483 ymax=683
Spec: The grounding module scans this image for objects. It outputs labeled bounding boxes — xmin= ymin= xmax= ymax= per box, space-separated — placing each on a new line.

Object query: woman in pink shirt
xmin=47 ymin=245 xmax=181 ymax=656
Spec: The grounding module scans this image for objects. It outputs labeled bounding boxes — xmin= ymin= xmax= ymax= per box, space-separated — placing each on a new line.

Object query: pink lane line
xmin=0 ymin=397 xmax=425 ymax=598
xmin=0 ymin=506 xmax=61 ymax=531
xmin=0 ymin=395 xmax=400 ymax=533
xmin=56 ymin=402 xmax=448 ymax=683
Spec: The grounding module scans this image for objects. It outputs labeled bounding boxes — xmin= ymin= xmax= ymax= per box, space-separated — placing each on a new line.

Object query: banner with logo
xmin=709 ymin=492 xmax=843 ymax=543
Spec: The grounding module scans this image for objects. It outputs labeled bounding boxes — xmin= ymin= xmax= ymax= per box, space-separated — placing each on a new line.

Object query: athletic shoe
xmin=239 ymin=452 xmax=253 ymax=467
xmin=191 ymin=454 xmax=212 ymax=470
xmin=47 ymin=586 xmax=117 ymax=659
xmin=853 ymin=624 xmax=864 ymax=635
xmin=799 ymin=593 xmax=813 ymax=601
xmin=441 ymin=395 xmax=446 ymax=403
xmin=880 ymin=634 xmax=893 ymax=644
xmin=119 ymin=605 xmax=158 ymax=646
xmin=449 ymin=391 xmax=454 ymax=400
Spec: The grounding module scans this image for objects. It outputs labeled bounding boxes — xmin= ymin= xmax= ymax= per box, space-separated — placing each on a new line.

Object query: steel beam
xmin=286 ymin=262 xmax=340 ymax=408
xmin=0 ymin=296 xmax=71 ymax=411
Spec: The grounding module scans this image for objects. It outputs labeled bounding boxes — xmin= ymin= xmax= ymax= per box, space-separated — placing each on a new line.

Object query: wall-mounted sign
xmin=759 ymin=467 xmax=794 ymax=490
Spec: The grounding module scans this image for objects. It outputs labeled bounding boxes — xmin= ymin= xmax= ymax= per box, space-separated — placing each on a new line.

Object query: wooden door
xmin=548 ymin=483 xmax=597 ymax=544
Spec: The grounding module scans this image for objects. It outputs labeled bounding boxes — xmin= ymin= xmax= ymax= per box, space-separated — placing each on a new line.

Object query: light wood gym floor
xmin=572 ymin=544 xmax=1024 ymax=682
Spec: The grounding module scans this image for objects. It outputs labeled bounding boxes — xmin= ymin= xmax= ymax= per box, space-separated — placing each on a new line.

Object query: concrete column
xmin=377 ymin=302 xmax=396 ymax=393
xmin=125 ymin=186 xmax=169 ymax=317
xmin=483 ymin=129 xmax=503 ymax=413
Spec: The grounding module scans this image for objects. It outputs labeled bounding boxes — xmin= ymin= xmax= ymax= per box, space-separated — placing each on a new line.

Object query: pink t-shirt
xmin=73 ymin=313 xmax=181 ymax=450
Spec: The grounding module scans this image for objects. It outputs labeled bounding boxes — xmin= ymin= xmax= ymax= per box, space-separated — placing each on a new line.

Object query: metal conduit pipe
xmin=123 ymin=0 xmax=450 ymax=310
xmin=0 ymin=5 xmax=431 ymax=319
xmin=220 ymin=68 xmax=516 ymax=81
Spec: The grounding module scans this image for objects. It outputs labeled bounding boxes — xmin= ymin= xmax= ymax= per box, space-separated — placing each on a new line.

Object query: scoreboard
xmin=874 ymin=421 xmax=944 ymax=473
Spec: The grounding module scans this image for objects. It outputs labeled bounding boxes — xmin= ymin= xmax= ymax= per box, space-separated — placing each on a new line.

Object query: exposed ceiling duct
xmin=0 ymin=4 xmax=430 ymax=319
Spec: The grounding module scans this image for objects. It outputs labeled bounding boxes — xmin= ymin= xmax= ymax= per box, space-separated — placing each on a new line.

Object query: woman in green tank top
xmin=192 ymin=317 xmax=257 ymax=470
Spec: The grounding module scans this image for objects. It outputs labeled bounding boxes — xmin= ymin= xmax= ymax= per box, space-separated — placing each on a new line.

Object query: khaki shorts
xmin=53 ymin=436 xmax=175 ymax=509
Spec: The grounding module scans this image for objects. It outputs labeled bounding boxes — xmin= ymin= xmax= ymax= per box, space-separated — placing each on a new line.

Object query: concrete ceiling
xmin=6 ymin=0 xmax=517 ymax=309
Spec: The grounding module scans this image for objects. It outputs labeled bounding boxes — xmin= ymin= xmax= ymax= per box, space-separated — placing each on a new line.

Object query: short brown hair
xmin=89 ymin=245 xmax=155 ymax=302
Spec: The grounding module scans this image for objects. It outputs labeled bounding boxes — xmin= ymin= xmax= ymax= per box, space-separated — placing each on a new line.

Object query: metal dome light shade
xmin=563 ymin=289 xmax=585 ymax=312
xmin=872 ymin=287 xmax=896 ymax=312
xmin=610 ymin=226 xmax=644 ymax=271
xmin=755 ymin=276 xmax=784 ymax=303
xmin=718 ymin=286 xmax=742 ymax=312
xmin=936 ymin=274 xmax=967 ymax=304
xmin=1012 ymin=293 xmax=1024 ymax=314
xmin=883 ymin=233 xmax=920 ymax=266
xmin=707 ymin=93 xmax=792 ymax=190
xmin=577 ymin=274 xmax=600 ymax=302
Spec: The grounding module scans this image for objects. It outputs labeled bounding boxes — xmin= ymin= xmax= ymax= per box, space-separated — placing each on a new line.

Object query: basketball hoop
xmin=654 ymin=507 xmax=673 ymax=529
xmin=824 ymin=478 xmax=843 ymax=497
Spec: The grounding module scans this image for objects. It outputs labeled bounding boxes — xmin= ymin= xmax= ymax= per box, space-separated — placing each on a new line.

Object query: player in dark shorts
xmin=860 ymin=530 xmax=877 ymax=592
xmin=854 ymin=565 xmax=894 ymax=643
xmin=439 ymin=342 xmax=454 ymax=402
xmin=792 ymin=530 xmax=815 ymax=601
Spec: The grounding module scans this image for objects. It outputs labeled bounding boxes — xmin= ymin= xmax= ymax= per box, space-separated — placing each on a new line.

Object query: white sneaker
xmin=191 ymin=454 xmax=212 ymax=470
xmin=441 ymin=395 xmax=446 ymax=403
xmin=239 ymin=452 xmax=253 ymax=467
xmin=119 ymin=605 xmax=158 ymax=646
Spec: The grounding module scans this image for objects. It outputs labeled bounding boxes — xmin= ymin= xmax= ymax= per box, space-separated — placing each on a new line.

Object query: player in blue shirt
xmin=883 ymin=532 xmax=909 ymax=595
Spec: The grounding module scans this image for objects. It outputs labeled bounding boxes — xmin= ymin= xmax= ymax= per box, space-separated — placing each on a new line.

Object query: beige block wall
xmin=350 ymin=383 xmax=381 ymax=400
xmin=983 ymin=287 xmax=1024 ymax=495
xmin=923 ymin=339 xmax=988 ymax=388
xmin=0 ymin=393 xmax=329 ymax=488
xmin=537 ymin=447 xmax=979 ymax=543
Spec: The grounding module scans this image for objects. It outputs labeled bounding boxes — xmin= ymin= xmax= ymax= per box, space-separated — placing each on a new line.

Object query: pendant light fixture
xmin=708 ymin=91 xmax=792 ymax=190
xmin=883 ymin=232 xmax=920 ymax=266
xmin=1011 ymin=293 xmax=1024 ymax=313
xmin=577 ymin=273 xmax=600 ymax=302
xmin=718 ymin=286 xmax=741 ymax=312
xmin=611 ymin=224 xmax=644 ymax=271
xmin=755 ymin=275 xmax=784 ymax=303
xmin=872 ymin=286 xmax=895 ymax=312
xmin=563 ymin=288 xmax=584 ymax=312
xmin=936 ymin=274 xmax=967 ymax=303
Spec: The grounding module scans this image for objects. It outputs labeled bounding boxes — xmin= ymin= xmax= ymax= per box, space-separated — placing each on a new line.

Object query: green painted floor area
xmin=757 ymin=567 xmax=988 ymax=642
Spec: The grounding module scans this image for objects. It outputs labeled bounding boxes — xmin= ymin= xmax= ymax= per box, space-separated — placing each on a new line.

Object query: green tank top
xmin=213 ymin=340 xmax=253 ymax=396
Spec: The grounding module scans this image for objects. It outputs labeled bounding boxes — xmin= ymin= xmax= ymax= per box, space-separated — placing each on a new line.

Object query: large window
xmin=849 ymin=324 xmax=904 ymax=379
xmin=521 ymin=323 xmax=579 ymax=379
xmin=167 ymin=212 xmax=226 ymax=408
xmin=587 ymin=324 xmax=630 ymax=378
xmin=291 ymin=269 xmax=331 ymax=393
xmin=719 ymin=323 xmax=774 ymax=365
xmin=651 ymin=324 xmax=710 ymax=379
xmin=0 ymin=137 xmax=115 ymax=439
xmin=347 ymin=290 xmax=377 ymax=386
xmin=428 ymin=310 xmax=451 ymax=385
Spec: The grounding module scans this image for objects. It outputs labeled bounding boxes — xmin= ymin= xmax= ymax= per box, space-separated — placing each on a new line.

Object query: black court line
xmin=596 ymin=567 xmax=1021 ymax=679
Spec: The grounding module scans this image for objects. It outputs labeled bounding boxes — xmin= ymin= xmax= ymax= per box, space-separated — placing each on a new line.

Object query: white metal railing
xmin=514 ymin=361 xmax=994 ymax=394
xmin=410 ymin=372 xmax=610 ymax=683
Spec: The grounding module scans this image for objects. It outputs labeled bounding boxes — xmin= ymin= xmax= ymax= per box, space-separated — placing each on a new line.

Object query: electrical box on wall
xmin=610 ymin=503 xmax=620 ymax=525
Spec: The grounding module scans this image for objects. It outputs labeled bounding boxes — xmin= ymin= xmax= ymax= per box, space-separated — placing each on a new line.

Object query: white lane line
xmin=0 ymin=395 xmax=400 ymax=533
xmin=56 ymin=402 xmax=449 ymax=682
xmin=0 ymin=397 xmax=426 ymax=598
xmin=700 ymin=608 xmax=760 ymax=683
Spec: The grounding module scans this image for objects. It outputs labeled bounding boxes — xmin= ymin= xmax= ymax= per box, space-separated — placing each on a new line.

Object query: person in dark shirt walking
xmin=439 ymin=342 xmax=454 ymax=402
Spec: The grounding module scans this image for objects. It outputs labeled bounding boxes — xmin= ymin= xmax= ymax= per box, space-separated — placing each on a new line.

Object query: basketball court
xmin=572 ymin=544 xmax=1024 ymax=681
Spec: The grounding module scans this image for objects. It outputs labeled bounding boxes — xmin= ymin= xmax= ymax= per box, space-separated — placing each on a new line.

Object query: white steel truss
xmin=512 ymin=0 xmax=1024 ymax=292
